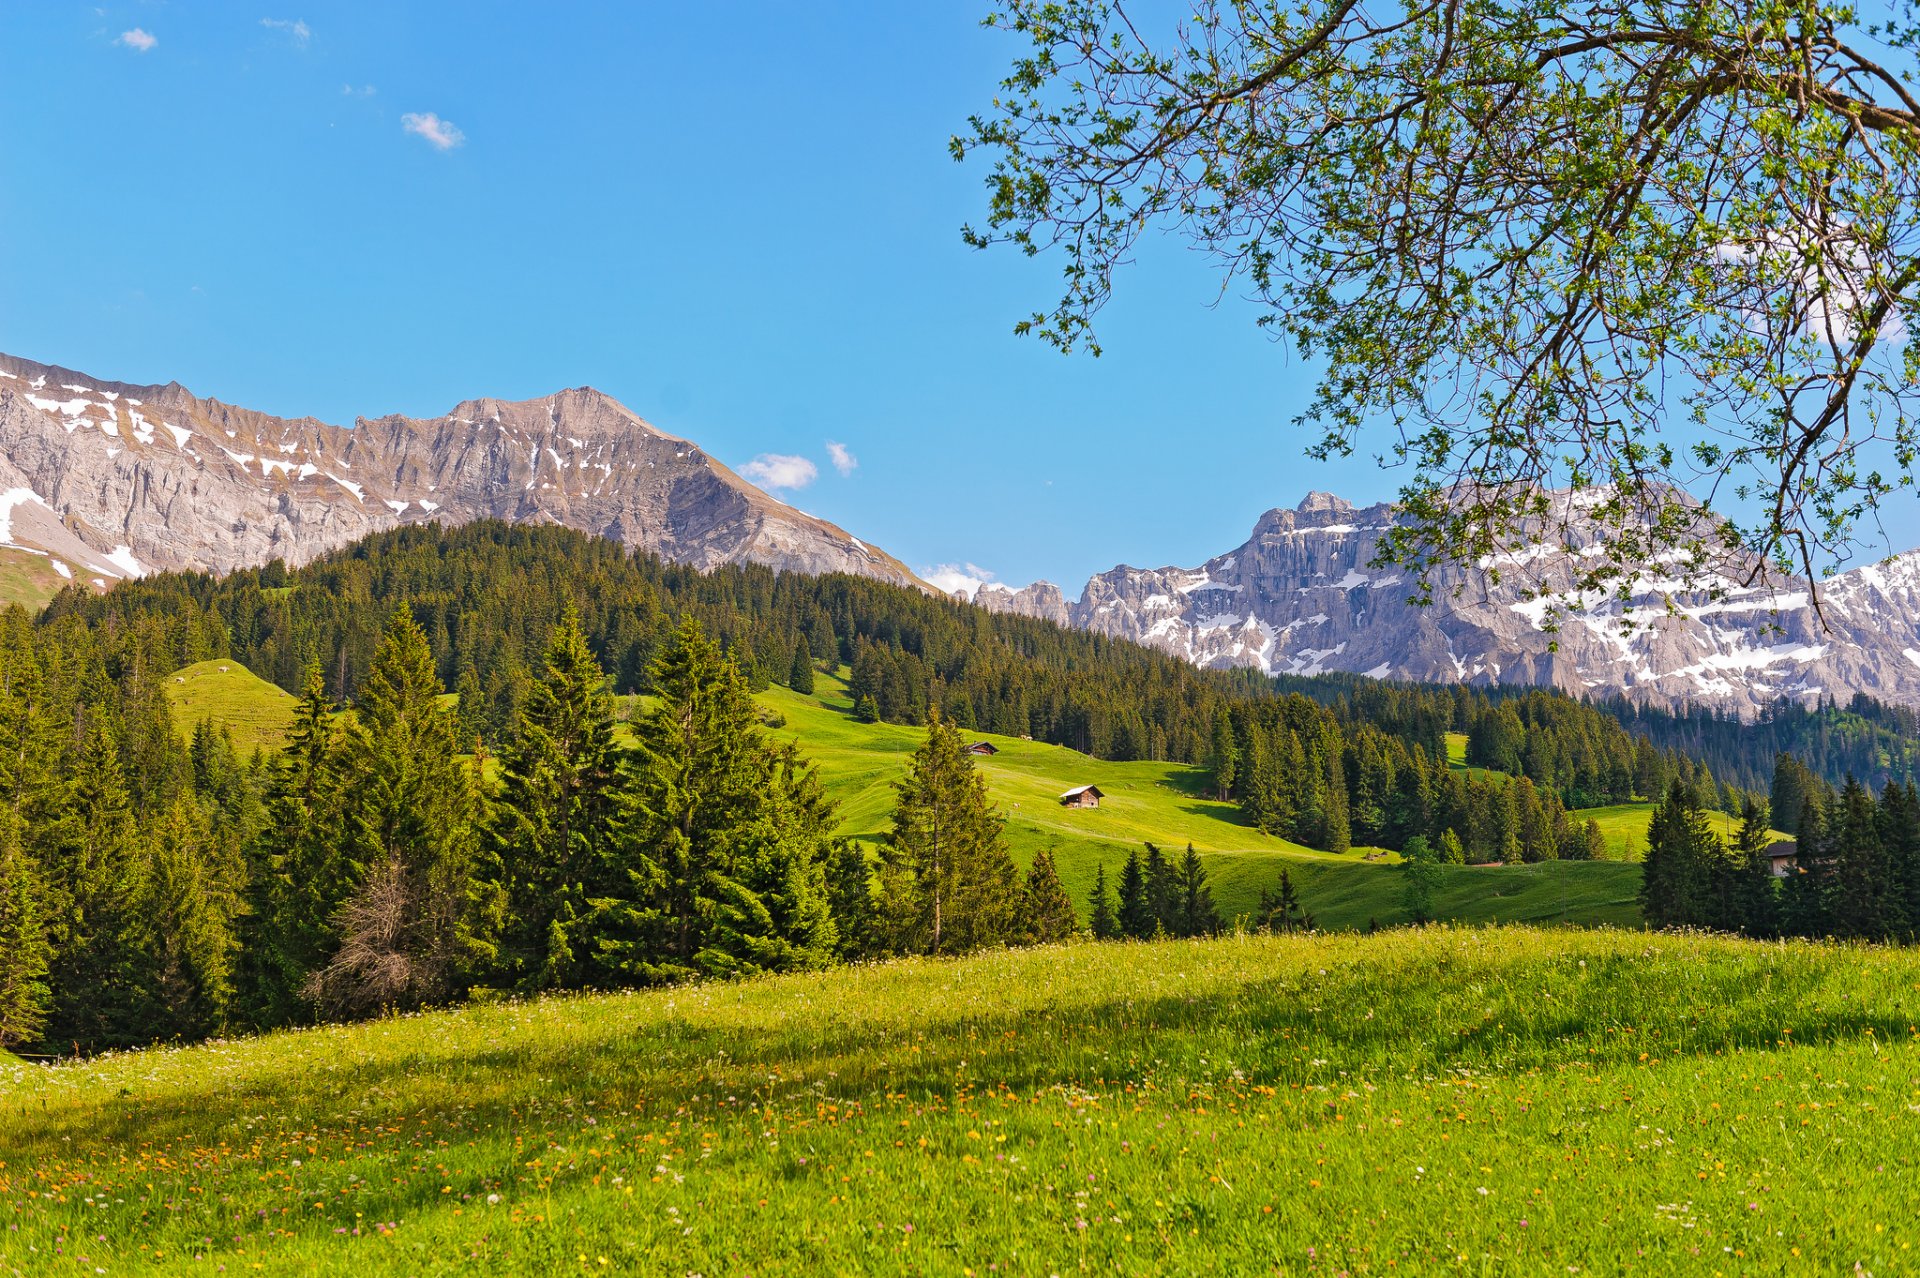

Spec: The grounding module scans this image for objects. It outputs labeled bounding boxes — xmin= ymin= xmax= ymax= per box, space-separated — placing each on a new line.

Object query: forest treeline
xmin=36 ymin=522 xmax=1840 ymax=853
xmin=0 ymin=607 xmax=1112 ymax=1052
xmin=1638 ymin=753 xmax=1920 ymax=941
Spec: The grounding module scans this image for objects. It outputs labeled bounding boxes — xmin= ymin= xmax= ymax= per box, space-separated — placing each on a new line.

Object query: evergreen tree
xmin=1829 ymin=776 xmax=1902 ymax=940
xmin=1257 ymin=869 xmax=1314 ymax=933
xmin=1640 ymin=780 xmax=1718 ymax=927
xmin=1142 ymin=843 xmax=1180 ymax=935
xmin=877 ymin=709 xmax=1019 ymax=954
xmin=1781 ymin=790 xmax=1833 ymax=937
xmin=134 ymin=798 xmax=242 ymax=1039
xmin=1880 ymin=781 xmax=1920 ymax=941
xmin=1438 ymin=828 xmax=1466 ymax=864
xmin=1022 ymin=846 xmax=1079 ymax=943
xmin=609 ymin=616 xmax=839 ymax=980
xmin=0 ymin=808 xmax=50 ymax=1048
xmin=1731 ymin=799 xmax=1778 ymax=937
xmin=1399 ymin=834 xmax=1440 ymax=924
xmin=788 ymin=639 xmax=816 ymax=696
xmin=1175 ymin=844 xmax=1221 ymax=937
xmin=309 ymin=609 xmax=500 ymax=1016
xmin=1116 ymin=849 xmax=1152 ymax=939
xmin=1086 ymin=863 xmax=1120 ymax=940
xmin=493 ymin=609 xmax=622 ymax=991
xmin=825 ymin=840 xmax=878 ymax=960
xmin=1208 ymin=710 xmax=1238 ymax=800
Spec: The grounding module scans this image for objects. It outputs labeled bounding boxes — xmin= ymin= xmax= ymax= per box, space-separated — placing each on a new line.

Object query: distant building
xmin=1765 ymin=840 xmax=1799 ymax=878
xmin=1059 ymin=784 xmax=1104 ymax=809
xmin=963 ymin=741 xmax=999 ymax=756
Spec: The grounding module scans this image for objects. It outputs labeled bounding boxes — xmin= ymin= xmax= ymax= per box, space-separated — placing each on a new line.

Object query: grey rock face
xmin=0 ymin=353 xmax=922 ymax=590
xmin=965 ymin=491 xmax=1920 ymax=714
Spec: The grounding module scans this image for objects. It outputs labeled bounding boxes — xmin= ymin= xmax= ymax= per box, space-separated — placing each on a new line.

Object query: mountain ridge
xmin=0 ymin=351 xmax=923 ymax=593
xmin=964 ymin=489 xmax=1920 ymax=715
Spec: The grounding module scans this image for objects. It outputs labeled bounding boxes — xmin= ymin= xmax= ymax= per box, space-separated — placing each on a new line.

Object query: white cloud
xmin=116 ymin=27 xmax=157 ymax=52
xmin=739 ymin=453 xmax=818 ymax=492
xmin=920 ymin=562 xmax=1000 ymax=598
xmin=341 ymin=83 xmax=377 ymax=97
xmin=261 ymin=18 xmax=310 ymax=43
xmin=825 ymin=440 xmax=858 ymax=477
xmin=401 ymin=111 xmax=465 ymax=151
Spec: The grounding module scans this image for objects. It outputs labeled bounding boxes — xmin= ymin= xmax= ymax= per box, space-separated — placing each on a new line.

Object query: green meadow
xmin=4 ymin=926 xmax=1915 ymax=1275
xmin=164 ymin=661 xmax=1652 ymax=930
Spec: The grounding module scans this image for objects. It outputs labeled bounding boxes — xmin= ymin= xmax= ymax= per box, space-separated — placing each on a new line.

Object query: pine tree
xmin=878 ymin=709 xmax=1019 ymax=954
xmin=1208 ymin=710 xmax=1238 ymax=801
xmin=825 ymin=840 xmax=878 ymax=960
xmin=134 ymin=798 xmax=242 ymax=1039
xmin=608 ymin=617 xmax=838 ymax=980
xmin=1640 ymin=780 xmax=1717 ymax=927
xmin=1086 ymin=863 xmax=1120 ymax=940
xmin=493 ymin=609 xmax=622 ymax=992
xmin=1829 ymin=776 xmax=1901 ymax=940
xmin=788 ymin=639 xmax=816 ymax=696
xmin=1258 ymin=869 xmax=1314 ymax=933
xmin=1400 ymin=834 xmax=1441 ymax=924
xmin=1022 ymin=847 xmax=1078 ymax=943
xmin=1175 ymin=844 xmax=1221 ymax=937
xmin=309 ymin=609 xmax=500 ymax=1016
xmin=1781 ymin=790 xmax=1833 ymax=937
xmin=1879 ymin=780 xmax=1920 ymax=941
xmin=1116 ymin=849 xmax=1152 ymax=938
xmin=1731 ymin=799 xmax=1778 ymax=937
xmin=1142 ymin=843 xmax=1180 ymax=934
xmin=0 ymin=807 xmax=50 ymax=1049
xmin=1438 ymin=828 xmax=1466 ymax=864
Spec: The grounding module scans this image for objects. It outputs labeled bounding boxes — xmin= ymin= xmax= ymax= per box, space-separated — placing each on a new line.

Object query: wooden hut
xmin=1058 ymin=785 xmax=1104 ymax=809
xmin=964 ymin=741 xmax=999 ymax=756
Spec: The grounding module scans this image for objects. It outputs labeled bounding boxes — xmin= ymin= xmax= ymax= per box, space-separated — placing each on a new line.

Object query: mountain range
xmin=0 ymin=351 xmax=918 ymax=603
xmin=6 ymin=350 xmax=1920 ymax=715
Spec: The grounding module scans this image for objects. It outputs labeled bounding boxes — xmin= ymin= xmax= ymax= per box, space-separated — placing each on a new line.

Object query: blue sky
xmin=0 ymin=2 xmax=1405 ymax=592
xmin=12 ymin=5 xmax=1907 ymax=592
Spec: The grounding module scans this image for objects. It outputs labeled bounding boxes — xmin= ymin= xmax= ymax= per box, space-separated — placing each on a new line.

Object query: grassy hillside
xmin=3 ymin=927 xmax=1912 ymax=1275
xmin=163 ymin=658 xmax=299 ymax=755
xmin=159 ymin=660 xmax=1642 ymax=929
xmin=0 ymin=545 xmax=73 ymax=612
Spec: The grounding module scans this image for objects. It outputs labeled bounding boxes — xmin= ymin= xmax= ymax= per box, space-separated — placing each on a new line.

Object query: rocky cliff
xmin=0 ymin=352 xmax=921 ymax=593
xmin=965 ymin=490 xmax=1920 ymax=714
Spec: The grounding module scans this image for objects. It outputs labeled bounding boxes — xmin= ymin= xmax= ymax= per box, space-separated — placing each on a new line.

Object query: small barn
xmin=1765 ymin=840 xmax=1799 ymax=878
xmin=1059 ymin=785 xmax=1104 ymax=809
xmin=964 ymin=741 xmax=999 ymax=756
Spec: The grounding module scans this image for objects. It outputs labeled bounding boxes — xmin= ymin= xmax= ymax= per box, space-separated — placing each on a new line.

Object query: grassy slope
xmin=4 ymin=927 xmax=1914 ymax=1275
xmin=0 ymin=545 xmax=71 ymax=612
xmin=761 ymin=674 xmax=1642 ymax=930
xmin=161 ymin=661 xmax=1641 ymax=930
xmin=162 ymin=659 xmax=299 ymax=755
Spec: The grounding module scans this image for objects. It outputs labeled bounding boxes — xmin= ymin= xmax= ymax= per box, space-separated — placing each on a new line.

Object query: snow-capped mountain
xmin=0 ymin=352 xmax=921 ymax=597
xmin=965 ymin=490 xmax=1920 ymax=714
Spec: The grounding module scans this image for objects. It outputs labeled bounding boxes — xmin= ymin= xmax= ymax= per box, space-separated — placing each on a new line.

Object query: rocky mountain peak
xmin=0 ymin=351 xmax=924 ymax=597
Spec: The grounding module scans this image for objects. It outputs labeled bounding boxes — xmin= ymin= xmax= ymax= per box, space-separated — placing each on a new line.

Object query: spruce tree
xmin=609 ymin=617 xmax=838 ymax=980
xmin=1399 ymin=834 xmax=1440 ymax=924
xmin=1781 ymin=790 xmax=1833 ymax=937
xmin=1879 ymin=780 xmax=1920 ymax=941
xmin=1258 ymin=869 xmax=1313 ymax=933
xmin=1116 ymin=849 xmax=1152 ymax=938
xmin=1438 ymin=828 xmax=1467 ymax=864
xmin=1829 ymin=776 xmax=1901 ymax=940
xmin=825 ymin=840 xmax=879 ymax=960
xmin=493 ymin=609 xmax=621 ymax=992
xmin=1142 ymin=843 xmax=1180 ymax=934
xmin=310 ymin=608 xmax=500 ymax=1016
xmin=1731 ymin=799 xmax=1778 ymax=937
xmin=788 ymin=639 xmax=816 ymax=696
xmin=1208 ymin=710 xmax=1238 ymax=801
xmin=1175 ymin=844 xmax=1221 ymax=937
xmin=0 ymin=808 xmax=50 ymax=1049
xmin=1640 ymin=780 xmax=1716 ymax=926
xmin=1022 ymin=846 xmax=1079 ymax=943
xmin=1086 ymin=863 xmax=1120 ymax=940
xmin=878 ymin=709 xmax=1019 ymax=954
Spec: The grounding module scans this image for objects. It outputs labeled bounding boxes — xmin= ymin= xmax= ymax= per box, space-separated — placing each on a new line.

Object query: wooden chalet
xmin=1765 ymin=840 xmax=1799 ymax=878
xmin=963 ymin=741 xmax=999 ymax=756
xmin=1059 ymin=784 xmax=1104 ymax=809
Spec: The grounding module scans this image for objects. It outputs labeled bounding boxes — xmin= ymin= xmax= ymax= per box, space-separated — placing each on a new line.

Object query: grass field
xmin=162 ymin=659 xmax=299 ymax=756
xmin=0 ymin=545 xmax=73 ymax=613
xmin=157 ymin=661 xmax=1645 ymax=931
xmin=3 ymin=926 xmax=1914 ymax=1275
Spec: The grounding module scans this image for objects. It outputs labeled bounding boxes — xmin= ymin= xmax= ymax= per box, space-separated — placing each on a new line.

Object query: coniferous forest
xmin=5 ymin=521 xmax=1920 ymax=1054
